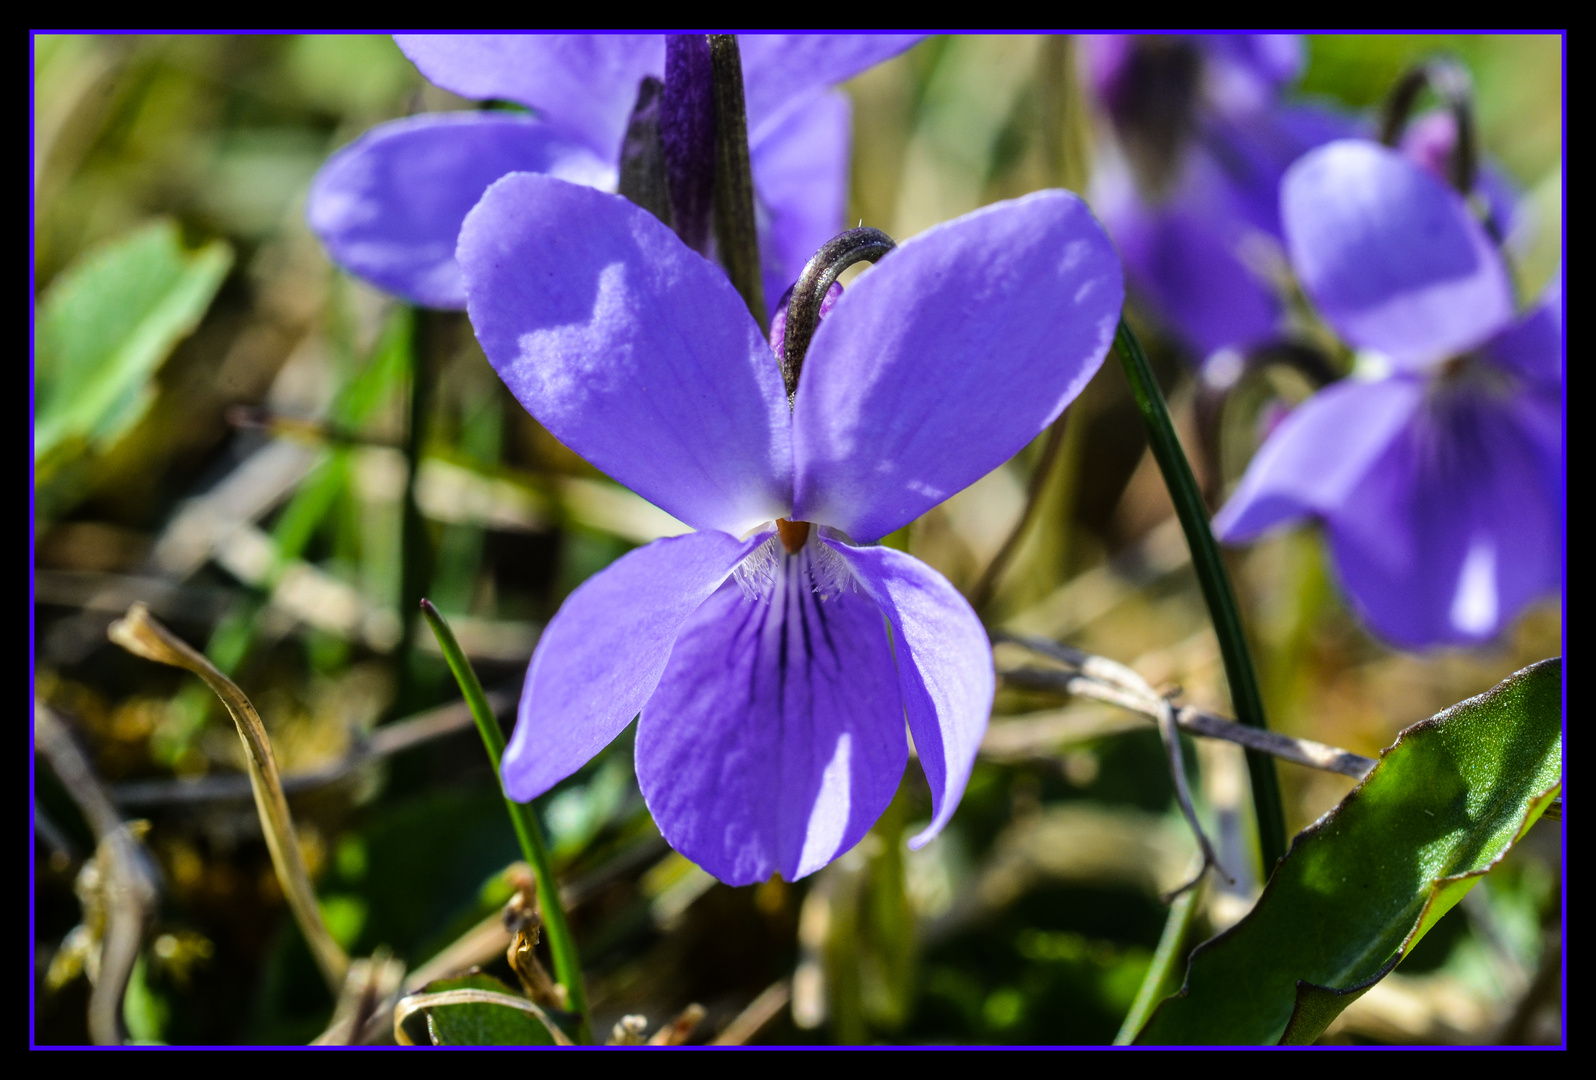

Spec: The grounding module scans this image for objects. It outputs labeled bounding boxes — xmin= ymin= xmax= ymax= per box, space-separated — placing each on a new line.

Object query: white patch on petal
xmin=1449 ymin=538 xmax=1499 ymax=637
xmin=732 ymin=535 xmax=782 ymax=599
xmin=732 ymin=531 xmax=857 ymax=602
xmin=797 ymin=732 xmax=853 ymax=877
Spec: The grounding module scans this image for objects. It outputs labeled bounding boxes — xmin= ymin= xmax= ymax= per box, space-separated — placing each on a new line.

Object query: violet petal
xmin=395 ymin=34 xmax=665 ymax=161
xmin=636 ymin=543 xmax=907 ymax=884
xmin=790 ymin=190 xmax=1123 ymax=541
xmin=750 ymin=89 xmax=852 ymax=314
xmin=458 ymin=174 xmax=794 ymax=535
xmin=1482 ymin=278 xmax=1563 ymax=391
xmin=1326 ymin=389 xmax=1561 ymax=646
xmin=1281 ymin=140 xmax=1514 ymax=370
xmin=831 ymin=541 xmax=992 ymax=848
xmin=307 ymin=113 xmax=612 ymax=310
xmin=1214 ymin=376 xmax=1426 ymax=543
xmin=737 ymin=34 xmax=922 ymax=141
xmin=501 ymin=529 xmax=768 ymax=801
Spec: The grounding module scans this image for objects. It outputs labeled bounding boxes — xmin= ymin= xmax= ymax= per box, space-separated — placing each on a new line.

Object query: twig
xmin=108 ymin=686 xmax=516 ymax=808
xmin=1154 ymin=697 xmax=1232 ymax=898
xmin=34 ymin=702 xmax=160 ymax=1045
xmin=994 ymin=631 xmax=1378 ymax=781
xmin=712 ymin=979 xmax=792 ymax=1046
xmin=107 ymin=603 xmax=349 ymax=991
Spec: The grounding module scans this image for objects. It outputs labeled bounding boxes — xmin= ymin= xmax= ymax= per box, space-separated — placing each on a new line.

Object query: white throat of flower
xmin=732 ymin=527 xmax=857 ymax=603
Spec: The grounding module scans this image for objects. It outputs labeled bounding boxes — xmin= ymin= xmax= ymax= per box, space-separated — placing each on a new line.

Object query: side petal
xmin=751 ymin=88 xmax=850 ymax=312
xmin=738 ymin=34 xmax=922 ymax=140
xmin=831 ymin=542 xmax=991 ymax=847
xmin=1482 ymin=279 xmax=1563 ymax=391
xmin=791 ymin=190 xmax=1123 ymax=541
xmin=1325 ymin=390 xmax=1562 ymax=647
xmin=459 ymin=174 xmax=794 ymax=535
xmin=636 ymin=543 xmax=908 ymax=884
xmin=307 ymin=113 xmax=612 ymax=309
xmin=395 ymin=34 xmax=665 ymax=160
xmin=1281 ymin=140 xmax=1515 ymax=369
xmin=1214 ymin=376 xmax=1425 ymax=542
xmin=502 ymin=529 xmax=765 ymax=801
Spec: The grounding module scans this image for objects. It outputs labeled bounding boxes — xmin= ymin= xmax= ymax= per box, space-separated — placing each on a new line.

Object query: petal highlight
xmin=459 ymin=174 xmax=794 ymax=535
xmin=396 ymin=34 xmax=665 ymax=161
xmin=832 ymin=541 xmax=992 ymax=848
xmin=791 ymin=190 xmax=1123 ymax=541
xmin=502 ymin=529 xmax=767 ymax=801
xmin=636 ymin=539 xmax=907 ymax=884
xmin=1282 ymin=140 xmax=1514 ymax=369
xmin=307 ymin=113 xmax=612 ymax=309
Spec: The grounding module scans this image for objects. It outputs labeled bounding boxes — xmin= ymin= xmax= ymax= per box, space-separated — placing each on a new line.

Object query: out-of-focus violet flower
xmin=1215 ymin=140 xmax=1562 ymax=648
xmin=457 ymin=175 xmax=1123 ymax=883
xmin=1083 ymin=34 xmax=1354 ymax=358
xmin=307 ymin=34 xmax=920 ymax=310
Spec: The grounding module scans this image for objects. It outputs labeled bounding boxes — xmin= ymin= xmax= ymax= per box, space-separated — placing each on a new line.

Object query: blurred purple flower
xmin=457 ymin=175 xmax=1123 ymax=883
xmin=1083 ymin=34 xmax=1353 ymax=357
xmin=306 ymin=34 xmax=920 ymax=310
xmin=1215 ymin=140 xmax=1562 ymax=648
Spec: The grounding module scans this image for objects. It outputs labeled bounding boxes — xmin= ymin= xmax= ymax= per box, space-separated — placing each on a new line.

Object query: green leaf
xmin=1135 ymin=658 xmax=1562 ymax=1045
xmin=34 ymin=219 xmax=232 ymax=467
xmin=413 ymin=973 xmax=557 ymax=1046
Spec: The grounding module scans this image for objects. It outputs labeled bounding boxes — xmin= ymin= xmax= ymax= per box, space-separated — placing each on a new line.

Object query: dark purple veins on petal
xmin=662 ymin=35 xmax=717 ymax=254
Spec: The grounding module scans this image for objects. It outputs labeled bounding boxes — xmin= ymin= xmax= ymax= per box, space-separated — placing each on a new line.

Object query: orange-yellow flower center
xmin=776 ymin=518 xmax=811 ymax=553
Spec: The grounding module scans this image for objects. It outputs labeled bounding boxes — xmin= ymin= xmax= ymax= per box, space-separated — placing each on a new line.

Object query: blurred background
xmin=32 ymin=34 xmax=1562 ymax=1045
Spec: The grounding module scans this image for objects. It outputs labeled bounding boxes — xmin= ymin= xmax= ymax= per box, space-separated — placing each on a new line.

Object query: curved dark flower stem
xmin=708 ymin=34 xmax=766 ymax=332
xmin=1379 ymin=58 xmax=1476 ymax=196
xmin=781 ymin=227 xmax=896 ymax=400
xmin=1114 ymin=319 xmax=1287 ymax=874
xmin=420 ymin=600 xmax=592 ymax=1045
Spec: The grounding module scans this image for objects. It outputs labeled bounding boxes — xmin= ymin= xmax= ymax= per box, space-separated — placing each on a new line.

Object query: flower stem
xmin=419 ymin=600 xmax=592 ymax=1044
xmin=1113 ymin=319 xmax=1287 ymax=874
xmin=708 ymin=34 xmax=766 ymax=332
xmin=1113 ymin=881 xmax=1201 ymax=1044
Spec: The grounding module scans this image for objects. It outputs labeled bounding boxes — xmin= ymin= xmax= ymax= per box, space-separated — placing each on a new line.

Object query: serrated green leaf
xmin=1136 ymin=658 xmax=1562 ymax=1045
xmin=34 ymin=219 xmax=232 ymax=466
xmin=416 ymin=973 xmax=557 ymax=1046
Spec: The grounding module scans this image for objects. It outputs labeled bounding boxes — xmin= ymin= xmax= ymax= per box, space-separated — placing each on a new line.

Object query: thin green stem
xmin=708 ymin=34 xmax=766 ymax=332
xmin=1114 ymin=319 xmax=1287 ymax=873
xmin=1114 ymin=883 xmax=1200 ymax=1044
xmin=420 ymin=600 xmax=592 ymax=1044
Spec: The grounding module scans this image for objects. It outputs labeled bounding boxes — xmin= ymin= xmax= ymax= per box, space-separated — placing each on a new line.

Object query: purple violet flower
xmin=306 ymin=34 xmax=920 ymax=311
xmin=1214 ymin=139 xmax=1562 ymax=648
xmin=456 ymin=174 xmax=1123 ymax=883
xmin=1083 ymin=34 xmax=1353 ymax=358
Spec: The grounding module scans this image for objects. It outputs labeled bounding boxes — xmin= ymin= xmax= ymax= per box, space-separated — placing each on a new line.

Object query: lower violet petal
xmin=501 ymin=529 xmax=766 ymax=802
xmin=831 ymin=541 xmax=992 ymax=848
xmin=1326 ymin=387 xmax=1562 ymax=647
xmin=307 ymin=113 xmax=613 ymax=309
xmin=636 ymin=537 xmax=907 ymax=884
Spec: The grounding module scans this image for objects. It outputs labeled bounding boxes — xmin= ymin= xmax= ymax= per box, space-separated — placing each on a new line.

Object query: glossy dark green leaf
xmin=35 ymin=219 xmax=232 ymax=467
xmin=415 ymin=972 xmax=557 ymax=1046
xmin=1136 ymin=658 xmax=1562 ymax=1045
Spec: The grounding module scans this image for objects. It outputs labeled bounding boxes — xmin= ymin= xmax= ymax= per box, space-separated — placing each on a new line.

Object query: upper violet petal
xmin=502 ymin=529 xmax=767 ymax=801
xmin=636 ymin=540 xmax=907 ymax=884
xmin=1214 ymin=375 xmax=1426 ymax=543
xmin=1281 ymin=140 xmax=1515 ymax=370
xmin=459 ymin=174 xmax=794 ymax=535
xmin=396 ymin=34 xmax=665 ymax=161
xmin=790 ymin=190 xmax=1123 ymax=541
xmin=307 ymin=113 xmax=612 ymax=309
xmin=831 ymin=541 xmax=992 ymax=848
xmin=737 ymin=34 xmax=922 ymax=141
xmin=750 ymin=89 xmax=851 ymax=314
